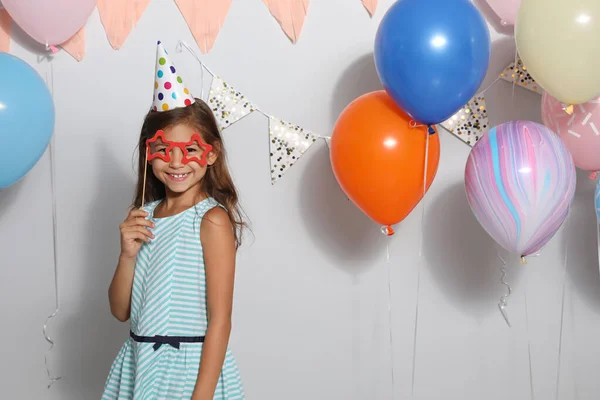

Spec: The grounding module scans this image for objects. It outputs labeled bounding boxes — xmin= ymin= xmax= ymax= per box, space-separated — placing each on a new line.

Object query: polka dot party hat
xmin=152 ymin=41 xmax=195 ymax=112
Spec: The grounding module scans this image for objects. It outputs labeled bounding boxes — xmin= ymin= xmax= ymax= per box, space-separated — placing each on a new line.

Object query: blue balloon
xmin=374 ymin=0 xmax=491 ymax=125
xmin=0 ymin=53 xmax=54 ymax=188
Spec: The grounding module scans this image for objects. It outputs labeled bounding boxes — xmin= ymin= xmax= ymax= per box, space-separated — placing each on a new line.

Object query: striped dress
xmin=102 ymin=198 xmax=245 ymax=400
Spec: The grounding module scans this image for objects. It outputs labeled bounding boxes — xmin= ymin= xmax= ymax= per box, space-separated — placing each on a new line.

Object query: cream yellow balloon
xmin=515 ymin=0 xmax=600 ymax=104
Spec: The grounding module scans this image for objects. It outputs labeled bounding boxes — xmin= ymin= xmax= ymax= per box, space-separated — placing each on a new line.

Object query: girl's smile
xmin=165 ymin=171 xmax=190 ymax=182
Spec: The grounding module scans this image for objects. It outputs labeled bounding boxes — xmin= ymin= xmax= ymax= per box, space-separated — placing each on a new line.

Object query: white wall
xmin=1 ymin=1 xmax=599 ymax=399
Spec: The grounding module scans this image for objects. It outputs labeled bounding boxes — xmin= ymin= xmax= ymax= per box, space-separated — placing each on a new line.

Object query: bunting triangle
xmin=60 ymin=28 xmax=86 ymax=61
xmin=263 ymin=0 xmax=310 ymax=43
xmin=269 ymin=117 xmax=317 ymax=184
xmin=362 ymin=0 xmax=378 ymax=16
xmin=499 ymin=58 xmax=541 ymax=94
xmin=439 ymin=95 xmax=489 ymax=146
xmin=97 ymin=0 xmax=151 ymax=50
xmin=208 ymin=77 xmax=256 ymax=130
xmin=0 ymin=8 xmax=10 ymax=53
xmin=175 ymin=0 xmax=232 ymax=54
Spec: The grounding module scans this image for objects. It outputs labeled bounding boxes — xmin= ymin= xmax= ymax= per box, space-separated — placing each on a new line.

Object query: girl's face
xmin=148 ymin=123 xmax=216 ymax=196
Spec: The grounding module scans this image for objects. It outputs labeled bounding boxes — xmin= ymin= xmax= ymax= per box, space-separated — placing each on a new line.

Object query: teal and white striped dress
xmin=102 ymin=198 xmax=245 ymax=400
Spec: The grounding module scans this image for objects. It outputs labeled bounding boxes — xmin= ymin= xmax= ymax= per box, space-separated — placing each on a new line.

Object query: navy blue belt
xmin=130 ymin=331 xmax=205 ymax=351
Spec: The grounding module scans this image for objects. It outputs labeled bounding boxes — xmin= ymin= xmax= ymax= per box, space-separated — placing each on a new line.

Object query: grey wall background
xmin=1 ymin=0 xmax=598 ymax=399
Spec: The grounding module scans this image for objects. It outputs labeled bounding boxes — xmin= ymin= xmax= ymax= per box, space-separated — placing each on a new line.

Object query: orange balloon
xmin=330 ymin=91 xmax=440 ymax=234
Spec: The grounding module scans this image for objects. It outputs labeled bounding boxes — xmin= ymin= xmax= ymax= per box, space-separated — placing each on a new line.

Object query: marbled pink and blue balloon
xmin=464 ymin=121 xmax=576 ymax=257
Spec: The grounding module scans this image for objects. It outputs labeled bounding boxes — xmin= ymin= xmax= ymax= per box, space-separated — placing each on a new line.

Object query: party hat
xmin=152 ymin=41 xmax=195 ymax=112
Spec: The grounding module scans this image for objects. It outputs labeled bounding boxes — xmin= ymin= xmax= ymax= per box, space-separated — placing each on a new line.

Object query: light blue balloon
xmin=0 ymin=53 xmax=55 ymax=188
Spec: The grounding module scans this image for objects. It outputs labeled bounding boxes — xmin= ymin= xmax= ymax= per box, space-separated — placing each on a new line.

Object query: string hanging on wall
xmin=497 ymin=253 xmax=512 ymax=327
xmin=554 ymin=216 xmax=571 ymax=400
xmin=409 ymin=128 xmax=430 ymax=398
xmin=42 ymin=55 xmax=62 ymax=389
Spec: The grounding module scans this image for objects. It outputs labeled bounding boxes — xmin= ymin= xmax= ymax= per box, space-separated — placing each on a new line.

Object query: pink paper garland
xmin=175 ymin=0 xmax=232 ymax=54
xmin=3 ymin=0 xmax=378 ymax=55
xmin=61 ymin=27 xmax=86 ymax=62
xmin=0 ymin=9 xmax=11 ymax=53
xmin=263 ymin=0 xmax=310 ymax=43
xmin=362 ymin=0 xmax=377 ymax=16
xmin=97 ymin=0 xmax=151 ymax=50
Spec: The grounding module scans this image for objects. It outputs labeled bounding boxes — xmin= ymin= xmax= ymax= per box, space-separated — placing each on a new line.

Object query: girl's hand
xmin=119 ymin=209 xmax=155 ymax=259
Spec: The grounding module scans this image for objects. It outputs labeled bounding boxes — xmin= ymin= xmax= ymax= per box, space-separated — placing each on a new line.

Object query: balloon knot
xmin=520 ymin=256 xmax=527 ymax=265
xmin=563 ymin=104 xmax=574 ymax=115
xmin=381 ymin=225 xmax=395 ymax=236
xmin=427 ymin=125 xmax=435 ymax=135
xmin=46 ymin=44 xmax=59 ymax=54
xmin=589 ymin=172 xmax=598 ymax=180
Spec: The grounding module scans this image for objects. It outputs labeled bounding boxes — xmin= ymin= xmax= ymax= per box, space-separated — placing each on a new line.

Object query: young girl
xmin=102 ymin=42 xmax=246 ymax=400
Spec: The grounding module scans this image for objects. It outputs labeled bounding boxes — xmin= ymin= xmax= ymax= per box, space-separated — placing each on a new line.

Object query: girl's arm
xmin=193 ymin=207 xmax=237 ymax=400
xmin=108 ymin=255 xmax=136 ymax=322
xmin=109 ymin=208 xmax=154 ymax=322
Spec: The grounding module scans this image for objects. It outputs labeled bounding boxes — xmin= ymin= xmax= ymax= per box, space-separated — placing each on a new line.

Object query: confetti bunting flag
xmin=499 ymin=58 xmax=541 ymax=94
xmin=439 ymin=95 xmax=489 ymax=146
xmin=263 ymin=0 xmax=310 ymax=43
xmin=60 ymin=27 xmax=86 ymax=61
xmin=362 ymin=0 xmax=378 ymax=16
xmin=97 ymin=0 xmax=151 ymax=50
xmin=0 ymin=8 xmax=10 ymax=53
xmin=175 ymin=0 xmax=232 ymax=54
xmin=269 ymin=117 xmax=318 ymax=184
xmin=208 ymin=77 xmax=256 ymax=130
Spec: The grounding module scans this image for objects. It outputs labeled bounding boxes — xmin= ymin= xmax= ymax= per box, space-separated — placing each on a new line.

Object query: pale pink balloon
xmin=542 ymin=92 xmax=600 ymax=172
xmin=485 ymin=0 xmax=521 ymax=25
xmin=2 ymin=0 xmax=96 ymax=46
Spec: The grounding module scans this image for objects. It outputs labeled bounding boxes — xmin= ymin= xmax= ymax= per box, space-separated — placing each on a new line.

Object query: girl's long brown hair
xmin=133 ymin=98 xmax=247 ymax=248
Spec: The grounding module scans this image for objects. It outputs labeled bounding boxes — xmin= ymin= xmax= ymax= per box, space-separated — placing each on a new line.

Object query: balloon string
xmin=524 ymin=265 xmax=535 ymax=400
xmin=525 ymin=288 xmax=534 ymax=400
xmin=421 ymin=132 xmax=429 ymax=257
xmin=555 ymin=215 xmax=570 ymax=400
xmin=385 ymin=240 xmax=395 ymax=398
xmin=497 ymin=253 xmax=512 ymax=327
xmin=411 ymin=128 xmax=430 ymax=397
xmin=44 ymin=59 xmax=62 ymax=389
xmin=568 ymin=266 xmax=580 ymax=400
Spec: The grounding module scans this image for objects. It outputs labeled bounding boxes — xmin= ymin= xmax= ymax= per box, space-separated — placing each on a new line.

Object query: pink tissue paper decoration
xmin=97 ymin=0 xmax=151 ymax=50
xmin=175 ymin=0 xmax=232 ymax=54
xmin=0 ymin=9 xmax=10 ymax=53
xmin=61 ymin=27 xmax=85 ymax=61
xmin=362 ymin=0 xmax=378 ymax=16
xmin=263 ymin=0 xmax=310 ymax=43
